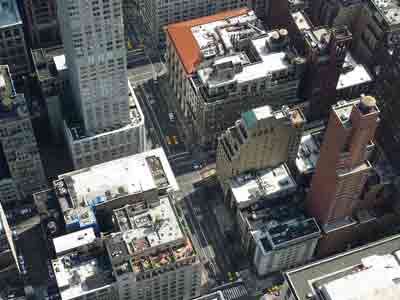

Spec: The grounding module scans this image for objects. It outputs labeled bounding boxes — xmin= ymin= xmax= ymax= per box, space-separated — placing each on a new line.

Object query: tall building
xmin=21 ymin=0 xmax=60 ymax=48
xmin=50 ymin=148 xmax=202 ymax=300
xmin=106 ymin=196 xmax=202 ymax=300
xmin=0 ymin=0 xmax=31 ymax=82
xmin=51 ymin=228 xmax=119 ymax=300
xmin=224 ymin=164 xmax=320 ymax=276
xmin=280 ymin=233 xmax=400 ymax=300
xmin=166 ymin=9 xmax=307 ymax=149
xmin=310 ymin=0 xmax=363 ymax=28
xmin=307 ymin=96 xmax=379 ymax=226
xmin=31 ymin=46 xmax=66 ymax=143
xmin=216 ymin=105 xmax=305 ymax=185
xmin=53 ymin=148 xmax=178 ymax=235
xmin=0 ymin=65 xmax=47 ymax=201
xmin=57 ymin=0 xmax=146 ymax=169
xmin=290 ymin=11 xmax=353 ymax=120
xmin=310 ymin=0 xmax=400 ymax=72
xmin=141 ymin=0 xmax=252 ymax=49
xmin=376 ymin=47 xmax=400 ymax=170
xmin=0 ymin=202 xmax=19 ymax=282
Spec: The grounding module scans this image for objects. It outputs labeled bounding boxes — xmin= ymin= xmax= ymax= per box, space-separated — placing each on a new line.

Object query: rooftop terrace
xmin=107 ymin=197 xmax=196 ymax=277
xmin=0 ymin=0 xmax=21 ymax=28
xmin=55 ymin=148 xmax=178 ymax=213
xmin=229 ymin=164 xmax=297 ymax=209
xmin=52 ymin=253 xmax=114 ymax=300
xmin=284 ymin=233 xmax=400 ymax=300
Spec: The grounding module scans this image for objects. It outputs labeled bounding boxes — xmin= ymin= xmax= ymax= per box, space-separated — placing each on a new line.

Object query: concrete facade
xmin=166 ymin=9 xmax=307 ymax=149
xmin=57 ymin=0 xmax=146 ymax=169
xmin=0 ymin=65 xmax=47 ymax=200
xmin=0 ymin=0 xmax=31 ymax=82
xmin=22 ymin=0 xmax=60 ymax=48
xmin=216 ymin=105 xmax=305 ymax=185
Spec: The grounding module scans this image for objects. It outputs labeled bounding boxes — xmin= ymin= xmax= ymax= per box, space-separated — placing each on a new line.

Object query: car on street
xmin=169 ymin=112 xmax=175 ymax=122
xmin=192 ymin=161 xmax=203 ymax=170
xmin=11 ymin=227 xmax=18 ymax=241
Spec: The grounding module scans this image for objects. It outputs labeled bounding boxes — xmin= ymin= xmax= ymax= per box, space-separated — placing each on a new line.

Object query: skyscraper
xmin=57 ymin=0 xmax=146 ymax=169
xmin=0 ymin=65 xmax=47 ymax=201
xmin=216 ymin=105 xmax=305 ymax=185
xmin=307 ymin=96 xmax=379 ymax=225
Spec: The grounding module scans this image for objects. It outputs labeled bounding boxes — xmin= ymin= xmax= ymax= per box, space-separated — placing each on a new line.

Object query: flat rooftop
xmin=242 ymin=105 xmax=305 ymax=130
xmin=107 ymin=197 xmax=196 ymax=277
xmin=369 ymin=0 xmax=400 ymax=25
xmin=115 ymin=197 xmax=184 ymax=251
xmin=241 ymin=199 xmax=320 ymax=251
xmin=296 ymin=128 xmax=325 ymax=175
xmin=291 ymin=11 xmax=312 ymax=32
xmin=320 ymin=254 xmax=400 ymax=300
xmin=337 ymin=53 xmax=372 ymax=90
xmin=229 ymin=164 xmax=297 ymax=209
xmin=53 ymin=228 xmax=96 ymax=255
xmin=284 ymin=233 xmax=400 ymax=300
xmin=0 ymin=0 xmax=22 ymax=28
xmin=52 ymin=254 xmax=114 ymax=300
xmin=55 ymin=148 xmax=178 ymax=211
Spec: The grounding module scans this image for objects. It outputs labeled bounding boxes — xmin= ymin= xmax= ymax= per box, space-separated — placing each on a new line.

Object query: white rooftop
xmin=252 ymin=105 xmax=273 ymax=121
xmin=59 ymin=148 xmax=178 ymax=208
xmin=0 ymin=0 xmax=22 ymax=28
xmin=191 ymin=12 xmax=301 ymax=89
xmin=321 ymin=254 xmax=400 ymax=300
xmin=53 ymin=55 xmax=67 ymax=72
xmin=291 ymin=11 xmax=312 ymax=31
xmin=121 ymin=196 xmax=184 ymax=252
xmin=52 ymin=255 xmax=114 ymax=300
xmin=53 ymin=228 xmax=96 ymax=255
xmin=229 ymin=164 xmax=297 ymax=209
xmin=198 ymin=33 xmax=293 ymax=88
xmin=296 ymin=131 xmax=323 ymax=174
xmin=337 ymin=53 xmax=372 ymax=90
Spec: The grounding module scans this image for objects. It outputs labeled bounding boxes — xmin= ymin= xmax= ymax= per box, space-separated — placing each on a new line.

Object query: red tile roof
xmin=165 ymin=8 xmax=251 ymax=75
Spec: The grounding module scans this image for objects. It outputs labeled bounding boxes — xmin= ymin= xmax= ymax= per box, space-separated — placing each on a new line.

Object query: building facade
xmin=0 ymin=0 xmax=31 ymax=82
xmin=106 ymin=197 xmax=202 ymax=300
xmin=224 ymin=164 xmax=320 ymax=276
xmin=0 ymin=65 xmax=47 ymax=200
xmin=142 ymin=0 xmax=253 ymax=49
xmin=22 ymin=0 xmax=60 ymax=48
xmin=166 ymin=9 xmax=307 ymax=149
xmin=307 ymin=96 xmax=380 ymax=226
xmin=57 ymin=0 xmax=146 ymax=169
xmin=0 ymin=202 xmax=19 ymax=282
xmin=290 ymin=11 xmax=353 ymax=121
xmin=216 ymin=105 xmax=305 ymax=185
